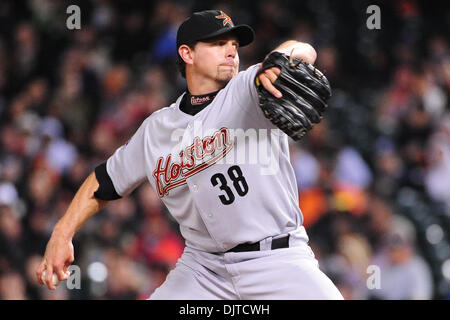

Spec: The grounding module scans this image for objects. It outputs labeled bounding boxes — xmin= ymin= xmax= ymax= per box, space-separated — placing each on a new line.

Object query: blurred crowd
xmin=0 ymin=0 xmax=449 ymax=300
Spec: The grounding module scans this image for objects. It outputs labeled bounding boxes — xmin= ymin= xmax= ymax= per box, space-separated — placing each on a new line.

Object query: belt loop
xmin=259 ymin=237 xmax=271 ymax=251
xmin=288 ymin=232 xmax=293 ymax=248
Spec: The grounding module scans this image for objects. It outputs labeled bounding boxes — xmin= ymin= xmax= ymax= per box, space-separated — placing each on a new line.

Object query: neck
xmin=186 ymin=72 xmax=226 ymax=95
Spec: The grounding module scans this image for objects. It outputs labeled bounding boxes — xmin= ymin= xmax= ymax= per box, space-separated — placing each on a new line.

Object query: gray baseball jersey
xmin=106 ymin=64 xmax=308 ymax=253
xmin=104 ymin=63 xmax=344 ymax=300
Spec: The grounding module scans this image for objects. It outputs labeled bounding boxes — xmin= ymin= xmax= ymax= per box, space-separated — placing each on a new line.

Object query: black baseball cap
xmin=176 ymin=10 xmax=255 ymax=49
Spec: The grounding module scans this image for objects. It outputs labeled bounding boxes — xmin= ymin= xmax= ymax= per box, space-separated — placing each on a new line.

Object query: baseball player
xmin=37 ymin=10 xmax=343 ymax=300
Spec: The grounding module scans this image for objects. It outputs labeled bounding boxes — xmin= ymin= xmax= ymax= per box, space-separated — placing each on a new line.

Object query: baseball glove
xmin=255 ymin=51 xmax=331 ymax=141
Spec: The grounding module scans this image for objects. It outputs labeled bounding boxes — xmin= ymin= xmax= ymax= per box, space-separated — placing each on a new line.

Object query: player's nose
xmin=225 ymin=41 xmax=237 ymax=58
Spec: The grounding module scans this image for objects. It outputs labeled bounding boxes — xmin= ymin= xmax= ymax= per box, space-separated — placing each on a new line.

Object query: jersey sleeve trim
xmin=94 ymin=162 xmax=122 ymax=200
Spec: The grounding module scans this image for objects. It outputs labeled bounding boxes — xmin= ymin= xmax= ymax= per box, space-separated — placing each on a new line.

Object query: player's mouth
xmin=220 ymin=61 xmax=235 ymax=67
xmin=219 ymin=64 xmax=236 ymax=74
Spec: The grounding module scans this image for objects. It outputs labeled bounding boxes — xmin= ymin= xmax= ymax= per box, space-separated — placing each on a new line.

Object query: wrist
xmin=53 ymin=222 xmax=75 ymax=241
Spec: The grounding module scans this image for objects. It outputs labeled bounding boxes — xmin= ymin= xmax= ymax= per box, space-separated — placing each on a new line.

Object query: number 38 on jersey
xmin=211 ymin=165 xmax=249 ymax=205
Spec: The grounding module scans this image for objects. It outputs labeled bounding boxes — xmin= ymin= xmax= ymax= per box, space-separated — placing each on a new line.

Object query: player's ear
xmin=178 ymin=45 xmax=194 ymax=65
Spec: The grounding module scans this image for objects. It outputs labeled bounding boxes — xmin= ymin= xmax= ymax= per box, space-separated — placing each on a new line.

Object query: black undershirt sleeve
xmin=94 ymin=162 xmax=122 ymax=200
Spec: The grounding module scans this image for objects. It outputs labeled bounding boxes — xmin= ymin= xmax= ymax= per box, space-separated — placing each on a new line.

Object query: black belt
xmin=227 ymin=235 xmax=290 ymax=253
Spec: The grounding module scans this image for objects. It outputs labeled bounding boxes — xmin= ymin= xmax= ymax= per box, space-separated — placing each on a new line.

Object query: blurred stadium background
xmin=0 ymin=0 xmax=449 ymax=300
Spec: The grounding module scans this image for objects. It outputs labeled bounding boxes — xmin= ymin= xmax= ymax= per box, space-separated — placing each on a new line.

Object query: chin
xmin=217 ymin=71 xmax=235 ymax=85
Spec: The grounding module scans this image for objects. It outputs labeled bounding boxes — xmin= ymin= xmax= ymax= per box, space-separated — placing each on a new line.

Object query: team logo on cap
xmin=215 ymin=11 xmax=234 ymax=27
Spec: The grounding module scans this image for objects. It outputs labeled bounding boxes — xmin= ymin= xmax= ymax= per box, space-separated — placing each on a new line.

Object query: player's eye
xmin=212 ymin=40 xmax=239 ymax=49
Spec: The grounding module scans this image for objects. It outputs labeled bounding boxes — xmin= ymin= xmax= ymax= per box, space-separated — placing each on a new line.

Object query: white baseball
xmin=41 ymin=270 xmax=61 ymax=286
